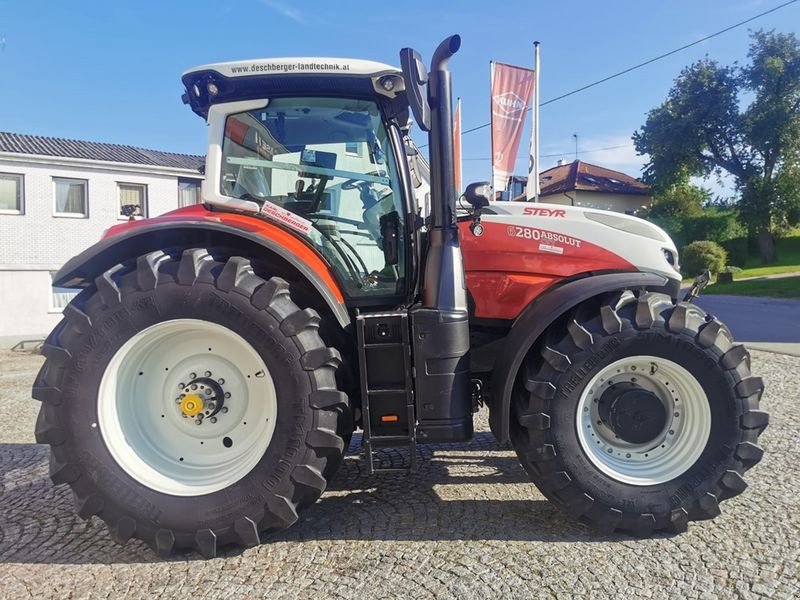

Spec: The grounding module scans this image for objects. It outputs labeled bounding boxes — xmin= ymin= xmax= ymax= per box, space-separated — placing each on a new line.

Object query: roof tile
xmin=0 ymin=131 xmax=204 ymax=172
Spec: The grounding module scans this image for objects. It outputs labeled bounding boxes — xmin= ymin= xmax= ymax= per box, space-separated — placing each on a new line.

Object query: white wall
xmin=0 ymin=156 xmax=202 ymax=345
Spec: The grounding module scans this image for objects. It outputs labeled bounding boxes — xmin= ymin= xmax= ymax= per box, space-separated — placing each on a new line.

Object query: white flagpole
xmin=489 ymin=61 xmax=496 ymax=195
xmin=534 ymin=42 xmax=540 ymax=201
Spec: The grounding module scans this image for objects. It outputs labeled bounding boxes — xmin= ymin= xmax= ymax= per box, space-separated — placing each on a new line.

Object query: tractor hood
xmin=459 ymin=201 xmax=681 ymax=316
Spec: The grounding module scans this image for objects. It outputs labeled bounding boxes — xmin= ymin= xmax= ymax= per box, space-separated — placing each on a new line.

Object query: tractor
xmin=33 ymin=36 xmax=767 ymax=558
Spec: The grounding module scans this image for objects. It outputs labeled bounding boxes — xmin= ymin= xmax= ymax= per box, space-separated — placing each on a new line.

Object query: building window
xmin=0 ymin=173 xmax=24 ymax=214
xmin=178 ymin=178 xmax=202 ymax=207
xmin=50 ymin=273 xmax=79 ymax=312
xmin=118 ymin=183 xmax=147 ymax=219
xmin=344 ymin=142 xmax=361 ymax=156
xmin=54 ymin=177 xmax=88 ymax=217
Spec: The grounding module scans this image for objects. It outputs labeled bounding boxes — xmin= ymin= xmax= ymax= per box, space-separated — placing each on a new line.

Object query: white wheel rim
xmin=98 ymin=319 xmax=277 ymax=496
xmin=576 ymin=355 xmax=711 ymax=486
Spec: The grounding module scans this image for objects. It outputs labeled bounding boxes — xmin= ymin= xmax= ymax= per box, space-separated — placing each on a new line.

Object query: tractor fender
xmin=54 ymin=220 xmax=351 ymax=328
xmin=488 ymin=271 xmax=676 ymax=444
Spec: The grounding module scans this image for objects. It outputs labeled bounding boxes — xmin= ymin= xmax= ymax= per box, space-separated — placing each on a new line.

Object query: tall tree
xmin=634 ymin=30 xmax=800 ymax=262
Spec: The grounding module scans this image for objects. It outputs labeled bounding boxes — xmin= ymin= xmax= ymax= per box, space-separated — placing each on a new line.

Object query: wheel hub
xmin=598 ymin=382 xmax=667 ymax=444
xmin=177 ymin=375 xmax=228 ymax=425
xmin=179 ymin=394 xmax=204 ymax=418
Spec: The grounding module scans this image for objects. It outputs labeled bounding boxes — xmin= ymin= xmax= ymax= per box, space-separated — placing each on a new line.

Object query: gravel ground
xmin=0 ymin=349 xmax=797 ymax=599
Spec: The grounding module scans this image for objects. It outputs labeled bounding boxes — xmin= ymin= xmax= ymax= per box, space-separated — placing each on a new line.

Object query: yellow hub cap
xmin=180 ymin=394 xmax=204 ymax=417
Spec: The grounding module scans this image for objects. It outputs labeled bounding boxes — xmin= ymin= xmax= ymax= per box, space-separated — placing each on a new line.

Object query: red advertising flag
xmin=490 ymin=62 xmax=535 ymax=194
xmin=453 ymin=97 xmax=462 ymax=193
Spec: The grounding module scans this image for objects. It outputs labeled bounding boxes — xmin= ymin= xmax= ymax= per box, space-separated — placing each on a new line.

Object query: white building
xmin=0 ymin=132 xmax=204 ymax=347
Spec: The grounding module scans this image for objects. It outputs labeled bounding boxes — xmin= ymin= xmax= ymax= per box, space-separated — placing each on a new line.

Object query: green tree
xmin=643 ymin=179 xmax=708 ymax=219
xmin=634 ymin=30 xmax=800 ymax=263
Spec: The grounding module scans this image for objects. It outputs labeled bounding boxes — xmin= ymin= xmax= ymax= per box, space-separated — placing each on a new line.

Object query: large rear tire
xmin=33 ymin=248 xmax=350 ymax=557
xmin=511 ymin=291 xmax=767 ymax=535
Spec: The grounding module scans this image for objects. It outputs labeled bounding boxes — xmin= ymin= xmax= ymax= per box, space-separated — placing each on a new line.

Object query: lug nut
xmin=224 ymin=392 xmax=231 ymax=399
xmin=178 ymin=382 xmax=185 ymax=389
xmin=218 ymin=378 xmax=225 ymax=385
xmin=190 ymin=373 xmax=197 ymax=379
xmin=205 ymin=388 xmax=212 ymax=395
xmin=208 ymin=403 xmax=216 ymax=411
xmin=191 ymin=384 xmax=198 ymax=390
xmin=210 ymin=417 xmax=217 ymax=424
xmin=195 ymin=418 xmax=202 ymax=425
xmin=221 ymin=407 xmax=229 ymax=414
xmin=205 ymin=371 xmax=212 ymax=377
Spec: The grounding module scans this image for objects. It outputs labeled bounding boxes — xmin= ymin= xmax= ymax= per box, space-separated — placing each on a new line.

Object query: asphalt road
xmin=695 ymin=295 xmax=800 ymax=343
xmin=0 ymin=350 xmax=797 ymax=599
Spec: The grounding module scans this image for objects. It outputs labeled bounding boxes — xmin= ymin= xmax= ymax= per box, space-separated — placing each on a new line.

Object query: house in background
xmin=0 ymin=132 xmax=204 ymax=346
xmin=510 ymin=160 xmax=652 ymax=213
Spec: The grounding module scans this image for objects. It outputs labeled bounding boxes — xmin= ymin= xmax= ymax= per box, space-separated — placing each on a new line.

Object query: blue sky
xmin=1 ymin=0 xmax=798 ymax=196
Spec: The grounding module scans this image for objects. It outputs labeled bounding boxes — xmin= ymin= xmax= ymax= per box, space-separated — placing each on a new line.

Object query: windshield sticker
xmin=259 ymin=201 xmax=312 ymax=236
xmin=523 ymin=207 xmax=566 ymax=217
xmin=507 ymin=225 xmax=583 ymax=249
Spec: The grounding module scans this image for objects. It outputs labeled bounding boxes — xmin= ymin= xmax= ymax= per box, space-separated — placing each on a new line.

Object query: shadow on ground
xmin=0 ymin=434 xmax=653 ymax=565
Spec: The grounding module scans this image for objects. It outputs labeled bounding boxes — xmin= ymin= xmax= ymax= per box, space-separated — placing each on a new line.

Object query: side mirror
xmin=463 ymin=181 xmax=492 ymax=210
xmin=400 ymin=48 xmax=431 ymax=132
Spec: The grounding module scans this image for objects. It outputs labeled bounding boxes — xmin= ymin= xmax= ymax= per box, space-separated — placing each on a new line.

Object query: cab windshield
xmin=221 ymin=97 xmax=405 ymax=298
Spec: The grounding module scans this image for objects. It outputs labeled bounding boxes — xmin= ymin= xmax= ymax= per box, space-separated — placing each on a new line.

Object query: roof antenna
xmin=573 ymin=133 xmax=578 ymax=161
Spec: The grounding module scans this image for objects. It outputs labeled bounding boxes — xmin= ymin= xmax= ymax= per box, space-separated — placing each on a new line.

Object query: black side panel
xmin=411 ymin=306 xmax=473 ymax=443
xmin=489 ymin=271 xmax=671 ymax=444
xmin=51 ymin=221 xmax=350 ymax=328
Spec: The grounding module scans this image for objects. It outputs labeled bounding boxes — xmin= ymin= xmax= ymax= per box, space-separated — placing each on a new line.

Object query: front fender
xmin=55 ymin=219 xmax=350 ymax=328
xmin=488 ymin=271 xmax=677 ymax=444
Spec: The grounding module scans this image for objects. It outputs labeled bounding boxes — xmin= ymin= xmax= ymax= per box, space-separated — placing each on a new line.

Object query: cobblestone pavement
xmin=0 ymin=349 xmax=797 ymax=599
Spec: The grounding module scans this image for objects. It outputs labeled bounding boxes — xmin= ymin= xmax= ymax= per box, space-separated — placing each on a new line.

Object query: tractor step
xmin=356 ymin=311 xmax=417 ymax=474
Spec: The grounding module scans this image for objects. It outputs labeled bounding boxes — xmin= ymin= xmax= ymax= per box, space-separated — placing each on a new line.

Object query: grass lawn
xmin=703 ymin=276 xmax=800 ymax=299
xmin=737 ymin=232 xmax=800 ymax=279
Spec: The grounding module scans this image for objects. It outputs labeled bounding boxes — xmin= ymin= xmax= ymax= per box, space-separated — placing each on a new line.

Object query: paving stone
xmin=0 ymin=349 xmax=797 ymax=599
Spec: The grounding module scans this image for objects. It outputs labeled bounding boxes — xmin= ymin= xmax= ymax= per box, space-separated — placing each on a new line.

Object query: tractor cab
xmin=182 ymin=59 xmax=416 ymax=300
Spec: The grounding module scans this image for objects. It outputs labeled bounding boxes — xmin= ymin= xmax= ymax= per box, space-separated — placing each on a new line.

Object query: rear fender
xmin=54 ymin=220 xmax=350 ymax=328
xmin=489 ymin=271 xmax=676 ymax=444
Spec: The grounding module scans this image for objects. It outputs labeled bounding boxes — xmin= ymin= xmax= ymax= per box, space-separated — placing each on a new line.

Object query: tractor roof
xmin=183 ymin=57 xmax=400 ymax=79
xmin=182 ymin=57 xmax=403 ymax=118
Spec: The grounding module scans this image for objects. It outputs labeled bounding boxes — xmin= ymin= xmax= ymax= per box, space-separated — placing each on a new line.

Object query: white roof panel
xmin=184 ymin=57 xmax=400 ymax=79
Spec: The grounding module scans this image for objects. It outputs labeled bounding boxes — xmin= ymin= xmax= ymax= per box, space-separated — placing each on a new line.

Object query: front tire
xmin=511 ymin=291 xmax=768 ymax=535
xmin=33 ymin=248 xmax=350 ymax=557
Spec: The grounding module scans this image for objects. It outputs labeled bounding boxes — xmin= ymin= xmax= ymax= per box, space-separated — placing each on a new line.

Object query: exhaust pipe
xmin=422 ymin=34 xmax=467 ymax=311
xmin=401 ymin=36 xmax=472 ymax=443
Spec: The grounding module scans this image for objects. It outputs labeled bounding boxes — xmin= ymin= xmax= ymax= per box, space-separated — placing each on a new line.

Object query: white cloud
xmin=259 ymin=0 xmax=304 ymax=23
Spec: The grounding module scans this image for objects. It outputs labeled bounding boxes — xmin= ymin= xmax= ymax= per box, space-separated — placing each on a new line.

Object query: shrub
xmin=682 ymin=241 xmax=727 ymax=276
xmin=720 ymin=237 xmax=749 ymax=267
xmin=650 ymin=210 xmax=745 ymax=249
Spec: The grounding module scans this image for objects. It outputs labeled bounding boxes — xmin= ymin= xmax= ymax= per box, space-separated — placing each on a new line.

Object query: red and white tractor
xmin=33 ymin=36 xmax=767 ymax=558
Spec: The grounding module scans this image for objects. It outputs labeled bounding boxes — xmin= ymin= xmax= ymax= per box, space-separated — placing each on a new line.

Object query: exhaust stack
xmin=401 ymin=36 xmax=472 ymax=443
